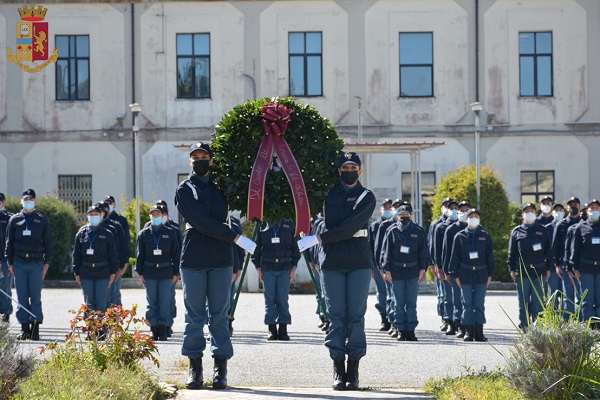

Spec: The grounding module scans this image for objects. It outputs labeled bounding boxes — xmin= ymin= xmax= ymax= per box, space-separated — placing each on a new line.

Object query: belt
xmin=460 ymin=263 xmax=487 ymax=271
xmin=262 ymin=257 xmax=292 ymax=263
xmin=15 ymin=251 xmax=43 ymax=260
xmin=82 ymin=261 xmax=108 ymax=268
xmin=581 ymin=258 xmax=600 ymax=267
xmin=392 ymin=260 xmax=418 ymax=268
xmin=353 ymin=229 xmax=368 ymax=238
xmin=524 ymin=262 xmax=546 ymax=270
xmin=144 ymin=261 xmax=172 ymax=269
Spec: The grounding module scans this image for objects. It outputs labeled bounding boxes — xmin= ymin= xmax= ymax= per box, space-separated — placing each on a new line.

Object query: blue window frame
xmin=399 ymin=32 xmax=433 ymax=97
xmin=289 ymin=32 xmax=322 ymax=97
xmin=519 ymin=32 xmax=553 ymax=97
xmin=177 ymin=33 xmax=211 ymax=98
xmin=55 ymin=35 xmax=90 ymax=101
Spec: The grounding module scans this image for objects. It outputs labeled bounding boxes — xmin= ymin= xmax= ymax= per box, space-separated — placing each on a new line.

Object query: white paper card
xmin=532 ymin=243 xmax=542 ymax=251
xmin=271 ymin=237 xmax=281 ymax=244
xmin=592 ymin=237 xmax=600 ymax=245
xmin=400 ymin=246 xmax=410 ymax=254
xmin=469 ymin=251 xmax=479 ymax=259
xmin=86 ymin=248 xmax=94 ymax=255
xmin=153 ymin=249 xmax=162 ymax=256
xmin=23 ymin=230 xmax=31 ymax=236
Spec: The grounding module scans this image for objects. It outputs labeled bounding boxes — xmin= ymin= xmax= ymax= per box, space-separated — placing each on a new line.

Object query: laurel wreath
xmin=211 ymin=97 xmax=344 ymax=224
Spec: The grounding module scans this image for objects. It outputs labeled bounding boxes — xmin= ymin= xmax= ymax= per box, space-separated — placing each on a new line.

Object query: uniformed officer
xmin=308 ymin=213 xmax=328 ymax=331
xmin=72 ymin=205 xmax=118 ymax=325
xmin=570 ymin=199 xmax=600 ymax=328
xmin=227 ymin=214 xmax=244 ymax=336
xmin=0 ymin=193 xmax=13 ymax=323
xmin=441 ymin=200 xmax=471 ymax=337
xmin=136 ymin=205 xmax=180 ymax=341
xmin=381 ymin=203 xmax=428 ymax=341
xmin=252 ymin=219 xmax=300 ymax=341
xmin=538 ymin=195 xmax=555 ymax=226
xmin=368 ymin=198 xmax=393 ymax=331
xmin=5 ymin=189 xmax=52 ymax=340
xmin=98 ymin=201 xmax=129 ymax=308
xmin=508 ymin=203 xmax=552 ymax=332
xmin=428 ymin=197 xmax=454 ymax=329
xmin=297 ymin=151 xmax=376 ymax=391
xmin=104 ymin=194 xmax=131 ymax=307
xmin=544 ymin=202 xmax=564 ymax=308
xmin=552 ymin=197 xmax=582 ymax=319
xmin=448 ymin=209 xmax=495 ymax=342
xmin=175 ymin=142 xmax=256 ymax=390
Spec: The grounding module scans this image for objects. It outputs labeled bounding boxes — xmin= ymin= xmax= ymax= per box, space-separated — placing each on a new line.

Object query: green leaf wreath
xmin=211 ymin=97 xmax=344 ymax=224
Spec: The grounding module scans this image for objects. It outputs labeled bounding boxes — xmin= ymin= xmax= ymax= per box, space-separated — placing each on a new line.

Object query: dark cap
xmin=441 ymin=197 xmax=454 ymax=206
xmin=582 ymin=203 xmax=589 ymax=211
xmin=588 ymin=199 xmax=600 ymax=207
xmin=0 ymin=193 xmax=4 ymax=201
xmin=392 ymin=199 xmax=404 ymax=209
xmin=540 ymin=195 xmax=554 ymax=203
xmin=149 ymin=205 xmax=164 ymax=214
xmin=397 ymin=204 xmax=413 ymax=213
xmin=447 ymin=200 xmax=459 ymax=207
xmin=155 ymin=200 xmax=169 ymax=212
xmin=21 ymin=188 xmax=36 ymax=199
xmin=338 ymin=152 xmax=361 ymax=167
xmin=189 ymin=142 xmax=213 ymax=158
xmin=458 ymin=201 xmax=471 ymax=209
xmin=87 ymin=205 xmax=102 ymax=214
xmin=381 ymin=198 xmax=392 ymax=207
xmin=567 ymin=196 xmax=581 ymax=205
xmin=466 ymin=208 xmax=480 ymax=218
xmin=103 ymin=195 xmax=115 ymax=203
xmin=98 ymin=201 xmax=110 ymax=211
xmin=522 ymin=202 xmax=536 ymax=212
xmin=552 ymin=203 xmax=564 ymax=211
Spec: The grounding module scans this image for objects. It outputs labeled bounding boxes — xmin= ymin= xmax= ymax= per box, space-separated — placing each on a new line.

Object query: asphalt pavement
xmin=5 ymin=286 xmax=521 ymax=399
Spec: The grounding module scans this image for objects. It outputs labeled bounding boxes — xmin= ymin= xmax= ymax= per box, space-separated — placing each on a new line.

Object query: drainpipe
xmin=131 ymin=3 xmax=137 ymax=198
xmin=475 ymin=0 xmax=479 ymax=101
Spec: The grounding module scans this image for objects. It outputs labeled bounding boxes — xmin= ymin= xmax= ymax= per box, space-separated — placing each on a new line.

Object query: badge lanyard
xmin=271 ymin=225 xmax=281 ymax=244
xmin=23 ymin=214 xmax=33 ymax=236
xmin=152 ymin=231 xmax=162 ymax=249
xmin=86 ymin=229 xmax=99 ymax=253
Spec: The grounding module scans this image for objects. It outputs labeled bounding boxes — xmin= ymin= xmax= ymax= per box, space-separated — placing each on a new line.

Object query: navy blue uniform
xmin=308 ymin=214 xmax=327 ymax=321
xmin=102 ymin=218 xmax=127 ymax=307
xmin=441 ymin=220 xmax=468 ymax=325
xmin=434 ymin=217 xmax=456 ymax=323
xmin=570 ymin=219 xmax=600 ymax=322
xmin=369 ymin=217 xmax=390 ymax=318
xmin=0 ymin=208 xmax=12 ymax=317
xmin=507 ymin=222 xmax=552 ymax=328
xmin=428 ymin=214 xmax=447 ymax=318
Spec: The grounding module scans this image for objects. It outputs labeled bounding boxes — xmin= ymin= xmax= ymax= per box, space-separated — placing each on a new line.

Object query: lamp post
xmin=470 ymin=102 xmax=483 ymax=209
xmin=129 ymin=102 xmax=142 ymax=236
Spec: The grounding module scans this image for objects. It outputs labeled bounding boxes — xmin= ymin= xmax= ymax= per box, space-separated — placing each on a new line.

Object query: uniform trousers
xmin=434 ymin=274 xmax=444 ymax=317
xmin=170 ymin=282 xmax=177 ymax=327
xmin=145 ymin=278 xmax=173 ymax=326
xmin=385 ymin=281 xmax=395 ymax=324
xmin=451 ymin=279 xmax=463 ymax=323
xmin=262 ymin=269 xmax=292 ymax=325
xmin=13 ymin=260 xmax=44 ymax=323
xmin=579 ymin=272 xmax=600 ymax=322
xmin=0 ymin=261 xmax=13 ymax=315
xmin=391 ymin=277 xmax=419 ymax=331
xmin=546 ymin=268 xmax=561 ymax=307
xmin=372 ymin=266 xmax=387 ymax=316
xmin=442 ymin=280 xmax=454 ymax=321
xmin=181 ymin=266 xmax=233 ymax=360
xmin=460 ymin=282 xmax=486 ymax=325
xmin=515 ymin=269 xmax=544 ymax=327
xmin=562 ymin=272 xmax=581 ymax=320
xmin=81 ymin=278 xmax=109 ymax=312
xmin=107 ymin=274 xmax=123 ymax=308
xmin=322 ymin=268 xmax=371 ymax=361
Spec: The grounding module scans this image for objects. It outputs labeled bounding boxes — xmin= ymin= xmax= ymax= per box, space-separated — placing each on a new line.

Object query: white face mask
xmin=541 ymin=204 xmax=552 ymax=214
xmin=458 ymin=211 xmax=468 ymax=223
xmin=553 ymin=210 xmax=564 ymax=222
xmin=468 ymin=217 xmax=480 ymax=228
xmin=441 ymin=206 xmax=447 ymax=217
xmin=162 ymin=215 xmax=168 ymax=224
xmin=524 ymin=211 xmax=536 ymax=224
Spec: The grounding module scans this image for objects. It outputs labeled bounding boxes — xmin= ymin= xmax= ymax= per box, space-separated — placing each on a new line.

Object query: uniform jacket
xmin=448 ymin=226 xmax=495 ymax=284
xmin=252 ymin=220 xmax=300 ymax=271
xmin=427 ymin=214 xmax=446 ymax=266
xmin=101 ymin=218 xmax=128 ymax=266
xmin=381 ymin=221 xmax=428 ymax=280
xmin=0 ymin=210 xmax=11 ymax=263
xmin=433 ymin=218 xmax=456 ymax=268
xmin=175 ymin=172 xmax=237 ymax=269
xmin=369 ymin=217 xmax=386 ymax=266
xmin=72 ymin=225 xmax=119 ymax=279
xmin=318 ymin=181 xmax=376 ymax=270
xmin=441 ymin=221 xmax=468 ymax=275
xmin=5 ymin=210 xmax=52 ymax=265
xmin=552 ymin=216 xmax=580 ymax=270
xmin=570 ymin=219 xmax=600 ymax=274
xmin=374 ymin=218 xmax=395 ymax=266
xmin=537 ymin=214 xmax=554 ymax=226
xmin=135 ymin=224 xmax=180 ymax=279
xmin=507 ymin=222 xmax=552 ymax=274
xmin=231 ymin=216 xmax=245 ymax=274
xmin=108 ymin=210 xmax=131 ymax=254
xmin=308 ymin=215 xmax=325 ymax=268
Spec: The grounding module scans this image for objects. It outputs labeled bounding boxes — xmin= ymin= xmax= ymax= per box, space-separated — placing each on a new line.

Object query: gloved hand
xmin=297 ymin=235 xmax=320 ymax=252
xmin=235 ymin=235 xmax=257 ymax=255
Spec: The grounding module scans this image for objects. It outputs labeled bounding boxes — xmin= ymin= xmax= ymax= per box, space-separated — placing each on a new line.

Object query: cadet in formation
xmin=297 ymin=152 xmax=376 ymax=391
xmin=0 ymin=193 xmax=13 ymax=323
xmin=307 ymin=212 xmax=329 ymax=331
xmin=5 ymin=189 xmax=52 ymax=340
xmin=175 ymin=142 xmax=256 ymax=390
xmin=252 ymin=219 xmax=300 ymax=341
xmin=104 ymin=195 xmax=131 ymax=307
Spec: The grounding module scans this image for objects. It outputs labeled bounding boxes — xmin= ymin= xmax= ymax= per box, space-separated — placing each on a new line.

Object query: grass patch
xmin=425 ymin=370 xmax=525 ymax=400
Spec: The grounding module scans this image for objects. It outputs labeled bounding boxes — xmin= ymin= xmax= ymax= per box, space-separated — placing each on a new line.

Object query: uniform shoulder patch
xmin=536 ymin=231 xmax=543 ymax=236
xmin=162 ymin=235 xmax=169 ymax=238
xmin=99 ymin=235 xmax=106 ymax=239
xmin=282 ymin=224 xmax=290 ymax=229
xmin=347 ymin=197 xmax=357 ymax=202
xmin=479 ymin=237 xmax=486 ymax=240
xmin=34 ymin=219 xmax=41 ymax=223
xmin=411 ymin=234 xmax=418 ymax=238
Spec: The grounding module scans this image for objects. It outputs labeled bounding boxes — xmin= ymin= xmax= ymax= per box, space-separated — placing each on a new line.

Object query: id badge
xmin=271 ymin=237 xmax=281 ymax=244
xmin=23 ymin=230 xmax=31 ymax=236
xmin=532 ymin=243 xmax=542 ymax=251
xmin=153 ymin=249 xmax=162 ymax=256
xmin=592 ymin=237 xmax=600 ymax=245
xmin=86 ymin=248 xmax=94 ymax=255
xmin=400 ymin=246 xmax=410 ymax=254
xmin=469 ymin=251 xmax=479 ymax=260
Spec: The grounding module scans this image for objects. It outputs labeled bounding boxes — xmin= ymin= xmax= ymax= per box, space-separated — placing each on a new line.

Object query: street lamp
xmin=129 ymin=102 xmax=142 ymax=237
xmin=470 ymin=101 xmax=483 ymax=209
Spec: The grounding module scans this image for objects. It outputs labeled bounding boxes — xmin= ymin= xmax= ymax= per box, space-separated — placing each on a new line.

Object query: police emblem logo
xmin=345 ymin=153 xmax=353 ymax=159
xmin=197 ymin=142 xmax=202 ymax=147
xmin=7 ymin=5 xmax=58 ymax=73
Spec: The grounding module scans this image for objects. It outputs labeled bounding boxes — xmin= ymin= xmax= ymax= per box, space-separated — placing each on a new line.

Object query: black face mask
xmin=193 ymin=160 xmax=210 ymax=176
xmin=400 ymin=217 xmax=411 ymax=226
xmin=340 ymin=170 xmax=359 ymax=185
xmin=570 ymin=207 xmax=579 ymax=216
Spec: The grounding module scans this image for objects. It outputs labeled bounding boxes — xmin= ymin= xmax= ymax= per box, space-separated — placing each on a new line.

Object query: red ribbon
xmin=247 ymin=102 xmax=311 ymax=236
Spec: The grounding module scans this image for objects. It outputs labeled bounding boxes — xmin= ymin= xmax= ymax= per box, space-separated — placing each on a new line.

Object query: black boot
xmin=212 ymin=357 xmax=228 ymax=389
xmin=379 ymin=313 xmax=391 ymax=331
xmin=332 ymin=359 xmax=345 ymax=390
xmin=228 ymin=318 xmax=234 ymax=337
xmin=158 ymin=325 xmax=168 ymax=341
xmin=390 ymin=326 xmax=399 ymax=338
xmin=167 ymin=326 xmax=173 ymax=337
xmin=185 ymin=357 xmax=203 ymax=389
xmin=397 ymin=330 xmax=407 ymax=341
xmin=30 ymin=322 xmax=40 ymax=341
xmin=267 ymin=324 xmax=278 ymax=340
xmin=440 ymin=319 xmax=449 ymax=332
xmin=278 ymin=324 xmax=290 ymax=341
xmin=463 ymin=325 xmax=474 ymax=342
xmin=318 ymin=315 xmax=326 ymax=329
xmin=17 ymin=323 xmax=31 ymax=340
xmin=445 ymin=321 xmax=456 ymax=335
xmin=456 ymin=324 xmax=466 ymax=339
xmin=474 ymin=324 xmax=487 ymax=342
xmin=406 ymin=330 xmax=418 ymax=341
xmin=1 ymin=313 xmax=9 ymax=323
xmin=321 ymin=320 xmax=330 ymax=332
xmin=150 ymin=326 xmax=159 ymax=341
xmin=346 ymin=359 xmax=360 ymax=390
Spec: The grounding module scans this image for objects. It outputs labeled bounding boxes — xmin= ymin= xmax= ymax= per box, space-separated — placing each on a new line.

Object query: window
xmin=177 ymin=33 xmax=211 ymax=98
xmin=55 ymin=35 xmax=90 ymax=101
xmin=58 ymin=174 xmax=92 ymax=223
xmin=519 ymin=32 xmax=553 ymax=97
xmin=520 ymin=171 xmax=554 ymax=204
xmin=289 ymin=32 xmax=322 ymax=97
xmin=399 ymin=32 xmax=433 ymax=97
xmin=401 ymin=172 xmax=436 ymax=203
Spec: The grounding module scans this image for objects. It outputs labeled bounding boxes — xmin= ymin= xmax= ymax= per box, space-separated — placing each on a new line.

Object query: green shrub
xmin=5 ymin=196 xmax=78 ymax=279
xmin=0 ymin=322 xmax=36 ymax=399
xmin=431 ymin=164 xmax=512 ymax=282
